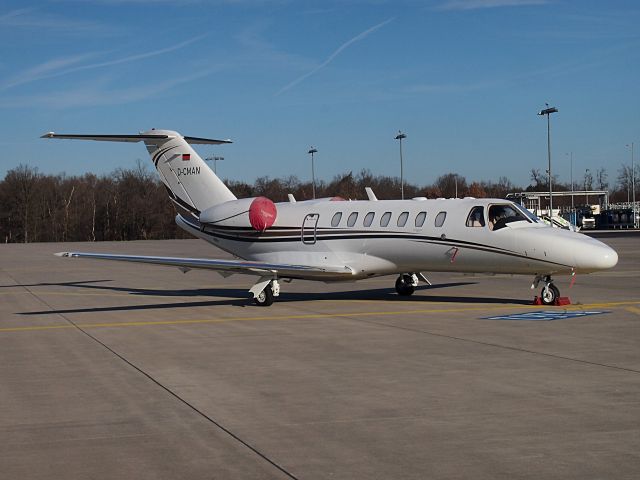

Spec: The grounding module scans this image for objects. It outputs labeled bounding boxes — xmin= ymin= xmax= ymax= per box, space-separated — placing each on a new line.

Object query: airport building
xmin=507 ymin=190 xmax=639 ymax=229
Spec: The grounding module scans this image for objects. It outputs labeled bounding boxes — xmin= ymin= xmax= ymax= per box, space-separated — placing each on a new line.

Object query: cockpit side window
xmin=466 ymin=206 xmax=485 ymax=227
xmin=488 ymin=204 xmax=528 ymax=231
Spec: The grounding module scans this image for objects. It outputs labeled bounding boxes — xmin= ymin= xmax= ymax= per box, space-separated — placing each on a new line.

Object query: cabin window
xmin=347 ymin=212 xmax=358 ymax=227
xmin=466 ymin=206 xmax=485 ymax=227
xmin=331 ymin=212 xmax=342 ymax=227
xmin=415 ymin=211 xmax=427 ymax=227
xmin=363 ymin=212 xmax=375 ymax=227
xmin=380 ymin=212 xmax=392 ymax=227
xmin=488 ymin=204 xmax=527 ymax=231
xmin=435 ymin=211 xmax=447 ymax=227
xmin=397 ymin=211 xmax=409 ymax=227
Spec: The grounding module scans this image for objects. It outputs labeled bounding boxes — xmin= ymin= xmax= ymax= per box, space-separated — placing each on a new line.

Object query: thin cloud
xmin=275 ymin=17 xmax=395 ymax=96
xmin=0 ymin=67 xmax=222 ymax=109
xmin=234 ymin=22 xmax=316 ymax=71
xmin=0 ymin=7 xmax=103 ymax=31
xmin=405 ymin=81 xmax=499 ymax=94
xmin=1 ymin=53 xmax=98 ymax=90
xmin=1 ymin=35 xmax=207 ymax=91
xmin=437 ymin=0 xmax=548 ymax=11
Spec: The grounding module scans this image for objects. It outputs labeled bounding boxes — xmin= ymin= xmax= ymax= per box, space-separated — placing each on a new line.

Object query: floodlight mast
xmin=627 ymin=142 xmax=636 ymax=228
xmin=566 ymin=152 xmax=574 ymax=224
xmin=308 ymin=147 xmax=317 ymax=199
xmin=395 ymin=131 xmax=407 ymax=200
xmin=205 ymin=155 xmax=224 ymax=174
xmin=538 ymin=105 xmax=558 ymax=219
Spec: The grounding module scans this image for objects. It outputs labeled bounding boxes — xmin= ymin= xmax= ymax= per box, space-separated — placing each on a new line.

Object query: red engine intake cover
xmin=249 ymin=197 xmax=277 ymax=231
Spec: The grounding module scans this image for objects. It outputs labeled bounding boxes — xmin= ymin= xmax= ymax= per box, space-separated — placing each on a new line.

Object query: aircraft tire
xmin=541 ymin=283 xmax=560 ymax=305
xmin=395 ymin=275 xmax=415 ymax=296
xmin=254 ymin=284 xmax=274 ymax=306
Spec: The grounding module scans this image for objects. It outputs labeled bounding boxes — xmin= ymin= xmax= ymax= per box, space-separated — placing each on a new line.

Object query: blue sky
xmin=1 ymin=0 xmax=639 ymax=188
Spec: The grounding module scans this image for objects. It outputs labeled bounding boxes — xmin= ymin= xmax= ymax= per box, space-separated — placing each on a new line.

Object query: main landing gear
xmin=532 ymin=275 xmax=560 ymax=305
xmin=395 ymin=273 xmax=420 ymax=296
xmin=250 ymin=277 xmax=281 ymax=306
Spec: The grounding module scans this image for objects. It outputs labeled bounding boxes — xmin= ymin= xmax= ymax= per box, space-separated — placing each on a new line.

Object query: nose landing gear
xmin=541 ymin=282 xmax=560 ymax=305
xmin=532 ymin=275 xmax=560 ymax=305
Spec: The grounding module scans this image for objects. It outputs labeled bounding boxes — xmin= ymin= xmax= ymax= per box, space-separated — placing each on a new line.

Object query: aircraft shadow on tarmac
xmin=17 ymin=279 xmax=532 ymax=316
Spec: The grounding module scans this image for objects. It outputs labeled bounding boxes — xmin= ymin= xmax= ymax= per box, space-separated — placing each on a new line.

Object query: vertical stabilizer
xmin=142 ymin=130 xmax=236 ymax=215
xmin=42 ymin=129 xmax=237 ymax=216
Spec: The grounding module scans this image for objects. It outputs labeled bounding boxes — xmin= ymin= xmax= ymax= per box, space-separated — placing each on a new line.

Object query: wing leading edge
xmin=54 ymin=252 xmax=354 ymax=279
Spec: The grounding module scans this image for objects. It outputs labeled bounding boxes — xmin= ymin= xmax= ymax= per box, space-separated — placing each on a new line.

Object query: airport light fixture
xmin=538 ymin=105 xmax=558 ymax=218
xmin=395 ymin=131 xmax=407 ymax=200
xmin=308 ymin=147 xmax=317 ymax=199
xmin=585 ymin=168 xmax=590 ymax=205
xmin=205 ymin=155 xmax=224 ymax=174
xmin=454 ymin=173 xmax=458 ymax=199
xmin=566 ymin=152 xmax=574 ymax=221
xmin=627 ymin=142 xmax=636 ymax=228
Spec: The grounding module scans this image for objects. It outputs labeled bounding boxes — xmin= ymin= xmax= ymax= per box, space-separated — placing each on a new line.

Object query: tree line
xmin=0 ymin=162 xmax=633 ymax=243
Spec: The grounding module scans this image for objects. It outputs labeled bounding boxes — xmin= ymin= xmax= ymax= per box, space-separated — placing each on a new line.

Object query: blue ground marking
xmin=484 ymin=310 xmax=610 ymax=321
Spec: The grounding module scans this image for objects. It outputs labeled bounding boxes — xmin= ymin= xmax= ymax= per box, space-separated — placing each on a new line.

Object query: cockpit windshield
xmin=488 ymin=204 xmax=530 ymax=231
xmin=513 ymin=204 xmax=541 ymax=223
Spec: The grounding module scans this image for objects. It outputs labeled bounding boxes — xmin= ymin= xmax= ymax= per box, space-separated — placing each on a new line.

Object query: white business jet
xmin=43 ymin=130 xmax=618 ymax=306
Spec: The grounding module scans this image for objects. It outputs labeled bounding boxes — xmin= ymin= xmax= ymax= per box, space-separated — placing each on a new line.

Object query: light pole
xmin=395 ymin=131 xmax=407 ymax=200
xmin=205 ymin=155 xmax=224 ymax=174
xmin=454 ymin=174 xmax=458 ymax=199
xmin=566 ymin=152 xmax=574 ymax=223
xmin=627 ymin=142 xmax=636 ymax=228
xmin=308 ymin=147 xmax=317 ymax=199
xmin=538 ymin=104 xmax=558 ymax=218
xmin=585 ymin=168 xmax=590 ymax=205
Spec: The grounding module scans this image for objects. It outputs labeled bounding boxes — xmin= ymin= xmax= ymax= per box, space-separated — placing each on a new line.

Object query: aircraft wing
xmin=54 ymin=252 xmax=354 ymax=279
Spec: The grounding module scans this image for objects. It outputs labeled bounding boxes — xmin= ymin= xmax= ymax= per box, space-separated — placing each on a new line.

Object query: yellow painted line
xmin=625 ymin=307 xmax=640 ymax=315
xmin=2 ymin=300 xmax=639 ymax=334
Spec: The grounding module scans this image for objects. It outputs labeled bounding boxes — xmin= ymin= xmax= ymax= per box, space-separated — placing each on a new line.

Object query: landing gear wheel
xmin=254 ymin=284 xmax=274 ymax=306
xmin=541 ymin=283 xmax=560 ymax=305
xmin=395 ymin=275 xmax=415 ymax=296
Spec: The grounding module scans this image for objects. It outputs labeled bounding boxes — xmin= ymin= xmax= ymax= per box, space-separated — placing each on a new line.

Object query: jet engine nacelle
xmin=199 ymin=197 xmax=277 ymax=231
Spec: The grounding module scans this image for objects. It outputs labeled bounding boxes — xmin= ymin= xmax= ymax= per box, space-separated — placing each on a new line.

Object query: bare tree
xmin=583 ymin=169 xmax=594 ymax=191
xmin=435 ymin=173 xmax=467 ymax=198
xmin=617 ymin=164 xmax=633 ymax=202
xmin=596 ymin=168 xmax=609 ymax=191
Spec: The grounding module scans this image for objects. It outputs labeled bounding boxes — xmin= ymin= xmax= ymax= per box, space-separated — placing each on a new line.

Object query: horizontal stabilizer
xmin=41 ymin=132 xmax=232 ymax=145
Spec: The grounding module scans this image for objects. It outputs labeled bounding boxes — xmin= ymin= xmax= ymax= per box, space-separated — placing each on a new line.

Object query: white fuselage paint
xmin=177 ymin=197 xmax=618 ymax=282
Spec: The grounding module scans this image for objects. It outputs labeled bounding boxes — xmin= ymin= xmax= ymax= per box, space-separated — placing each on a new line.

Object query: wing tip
xmin=54 ymin=252 xmax=71 ymax=257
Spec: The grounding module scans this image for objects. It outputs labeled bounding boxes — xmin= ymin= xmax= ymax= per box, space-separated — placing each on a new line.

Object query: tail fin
xmin=42 ymin=129 xmax=236 ymax=215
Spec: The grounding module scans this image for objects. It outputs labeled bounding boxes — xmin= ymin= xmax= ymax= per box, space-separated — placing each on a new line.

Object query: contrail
xmin=1 ymin=34 xmax=207 ymax=90
xmin=276 ymin=17 xmax=394 ymax=96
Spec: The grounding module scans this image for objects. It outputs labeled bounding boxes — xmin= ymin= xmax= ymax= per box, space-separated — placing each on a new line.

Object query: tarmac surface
xmin=1 ymin=234 xmax=639 ymax=479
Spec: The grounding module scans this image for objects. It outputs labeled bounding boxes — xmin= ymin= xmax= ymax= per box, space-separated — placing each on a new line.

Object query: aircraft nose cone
xmin=574 ymin=239 xmax=618 ymax=272
xmin=602 ymin=246 xmax=619 ymax=269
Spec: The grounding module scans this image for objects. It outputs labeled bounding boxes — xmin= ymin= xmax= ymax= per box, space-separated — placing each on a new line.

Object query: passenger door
xmin=301 ymin=213 xmax=319 ymax=245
